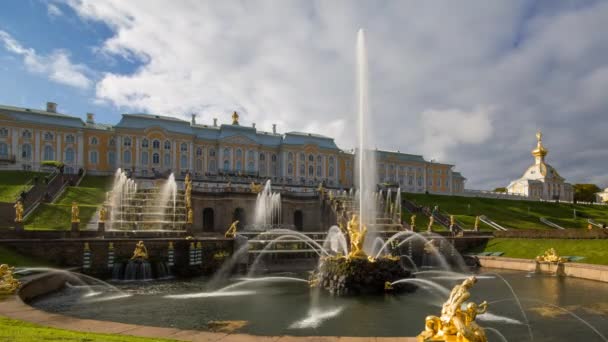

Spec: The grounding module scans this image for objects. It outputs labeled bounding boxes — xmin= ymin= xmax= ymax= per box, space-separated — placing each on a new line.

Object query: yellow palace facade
xmin=0 ymin=102 xmax=465 ymax=194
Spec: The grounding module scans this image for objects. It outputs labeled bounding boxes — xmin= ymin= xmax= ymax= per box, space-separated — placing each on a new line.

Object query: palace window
xmin=309 ymin=154 xmax=314 ymax=162
xmin=108 ymin=151 xmax=116 ymax=167
xmin=164 ymin=140 xmax=171 ymax=150
xmin=22 ymin=130 xmax=32 ymax=139
xmin=43 ymin=145 xmax=54 ymax=160
xmin=90 ymin=151 xmax=98 ymax=164
xmin=197 ymin=159 xmax=203 ymax=171
xmin=408 ymin=175 xmax=413 ymax=185
xmin=21 ymin=144 xmax=31 ymax=160
xmin=142 ymin=152 xmax=149 ymax=165
xmin=248 ymin=150 xmax=254 ymax=160
xmin=209 ymin=159 xmax=216 ymax=172
xmin=317 ymin=155 xmax=322 ymax=164
xmin=196 ymin=147 xmax=203 ymax=156
xmin=44 ymin=132 xmax=53 ymax=141
xmin=271 ymin=154 xmax=277 ymax=162
xmin=123 ymin=137 xmax=131 ymax=147
xmin=164 ymin=153 xmax=170 ymax=166
xmin=181 ymin=143 xmax=188 ymax=152
xmin=236 ymin=149 xmax=242 ymax=159
xmin=299 ymin=164 xmax=305 ymax=176
xmin=209 ymin=148 xmax=216 ymax=157
xmin=65 ymin=148 xmax=74 ymax=162
xmin=329 ymin=166 xmax=335 ymax=177
xmin=0 ymin=128 xmax=8 ymax=137
xmin=223 ymin=160 xmax=230 ymax=171
xmin=417 ymin=176 xmax=423 ymax=186
xmin=181 ymin=155 xmax=188 ymax=169
xmin=153 ymin=140 xmax=160 ymax=149
xmin=316 ymin=165 xmax=322 ymax=177
xmin=308 ymin=165 xmax=314 ymax=176
xmin=109 ymin=138 xmax=115 ymax=147
xmin=152 ymin=153 xmax=160 ymax=164
xmin=142 ymin=139 xmax=149 ymax=148
xmin=288 ymin=152 xmax=293 ymax=161
xmin=259 ymin=163 xmax=267 ymax=176
xmin=288 ymin=163 xmax=293 ymax=175
xmin=90 ymin=137 xmax=98 ymax=145
xmin=248 ymin=161 xmax=255 ymax=173
xmin=437 ymin=179 xmax=441 ymax=187
xmin=123 ymin=150 xmax=131 ymax=164
xmin=223 ymin=148 xmax=230 ymax=159
xmin=0 ymin=143 xmax=7 ymax=157
xmin=236 ymin=160 xmax=242 ymax=172
xmin=300 ymin=153 xmax=305 ymax=161
xmin=259 ymin=153 xmax=265 ymax=161
xmin=66 ymin=135 xmax=75 ymax=143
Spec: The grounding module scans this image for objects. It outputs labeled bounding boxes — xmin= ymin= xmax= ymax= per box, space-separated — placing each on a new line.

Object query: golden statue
xmin=99 ymin=206 xmax=107 ymax=223
xmin=225 ymin=220 xmax=239 ymax=238
xmin=410 ymin=215 xmax=416 ymax=227
xmin=347 ymin=214 xmax=367 ymax=258
xmin=474 ymin=216 xmax=480 ymax=231
xmin=187 ymin=207 xmax=193 ymax=224
xmin=536 ymin=248 xmax=566 ymax=263
xmin=427 ymin=216 xmax=434 ymax=232
xmin=14 ymin=200 xmax=24 ymax=223
xmin=232 ymin=111 xmax=239 ymax=125
xmin=317 ymin=183 xmax=326 ymax=195
xmin=0 ymin=264 xmax=21 ymax=295
xmin=131 ymin=240 xmax=149 ymax=260
xmin=450 ymin=215 xmax=455 ymax=227
xmin=71 ymin=202 xmax=80 ymax=223
xmin=185 ymin=173 xmax=191 ymax=184
xmin=418 ymin=276 xmax=488 ymax=342
xmin=250 ymin=182 xmax=263 ymax=193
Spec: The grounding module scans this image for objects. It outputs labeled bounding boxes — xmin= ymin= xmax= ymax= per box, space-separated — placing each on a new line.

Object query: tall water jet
xmin=253 ymin=180 xmax=281 ymax=230
xmin=157 ymin=173 xmax=177 ymax=228
xmin=355 ymin=29 xmax=377 ymax=231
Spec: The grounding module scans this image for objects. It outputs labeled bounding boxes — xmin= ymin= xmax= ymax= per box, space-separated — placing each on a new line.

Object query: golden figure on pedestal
xmin=418 ymin=276 xmax=488 ymax=342
xmin=71 ymin=201 xmax=80 ymax=223
xmin=0 ymin=264 xmax=20 ymax=295
xmin=225 ymin=220 xmax=239 ymax=238
xmin=410 ymin=214 xmax=417 ymax=230
xmin=536 ymin=248 xmax=567 ymax=263
xmin=131 ymin=241 xmax=149 ymax=260
xmin=347 ymin=214 xmax=367 ymax=259
xmin=99 ymin=206 xmax=107 ymax=223
xmin=14 ymin=200 xmax=24 ymax=223
xmin=474 ymin=216 xmax=480 ymax=231
xmin=427 ymin=216 xmax=434 ymax=232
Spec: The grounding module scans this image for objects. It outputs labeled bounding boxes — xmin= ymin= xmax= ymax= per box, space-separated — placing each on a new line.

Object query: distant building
xmin=596 ymin=188 xmax=608 ymax=203
xmin=0 ymin=101 xmax=466 ymax=194
xmin=506 ymin=131 xmax=573 ymax=201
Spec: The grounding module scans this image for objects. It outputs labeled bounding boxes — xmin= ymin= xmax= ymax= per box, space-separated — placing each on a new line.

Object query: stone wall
xmin=478 ymin=256 xmax=608 ymax=282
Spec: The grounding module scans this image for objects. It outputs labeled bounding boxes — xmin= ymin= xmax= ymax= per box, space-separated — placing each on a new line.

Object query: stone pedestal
xmin=71 ymin=222 xmax=80 ymax=238
xmin=97 ymin=222 xmax=105 ymax=235
xmin=14 ymin=222 xmax=24 ymax=234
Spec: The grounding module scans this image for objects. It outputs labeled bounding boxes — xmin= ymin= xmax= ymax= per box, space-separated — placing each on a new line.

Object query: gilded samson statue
xmin=347 ymin=214 xmax=367 ymax=259
xmin=418 ymin=276 xmax=488 ymax=342
xmin=131 ymin=240 xmax=149 ymax=260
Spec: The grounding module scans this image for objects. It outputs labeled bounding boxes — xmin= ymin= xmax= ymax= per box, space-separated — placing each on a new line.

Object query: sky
xmin=1 ymin=0 xmax=607 ymax=190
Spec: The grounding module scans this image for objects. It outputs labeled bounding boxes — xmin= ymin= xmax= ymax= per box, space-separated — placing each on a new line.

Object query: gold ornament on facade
xmin=99 ymin=206 xmax=107 ymax=223
xmin=71 ymin=202 xmax=80 ymax=223
xmin=417 ymin=276 xmax=488 ymax=342
xmin=250 ymin=182 xmax=263 ymax=194
xmin=14 ymin=200 xmax=24 ymax=223
xmin=131 ymin=241 xmax=149 ymax=260
xmin=225 ymin=220 xmax=239 ymax=238
xmin=535 ymin=248 xmax=567 ymax=263
xmin=0 ymin=264 xmax=21 ymax=295
xmin=347 ymin=214 xmax=367 ymax=259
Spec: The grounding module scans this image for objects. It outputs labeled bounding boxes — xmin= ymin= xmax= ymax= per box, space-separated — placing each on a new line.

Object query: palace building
xmin=0 ymin=101 xmax=466 ymax=194
xmin=506 ymin=131 xmax=573 ymax=201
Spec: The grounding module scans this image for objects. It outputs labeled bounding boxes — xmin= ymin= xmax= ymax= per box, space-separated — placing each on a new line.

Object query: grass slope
xmin=470 ymin=238 xmax=608 ymax=265
xmin=25 ymin=176 xmax=112 ymax=230
xmin=0 ymin=316 xmax=176 ymax=342
xmin=0 ymin=171 xmax=47 ymax=203
xmin=0 ymin=246 xmax=53 ymax=267
xmin=404 ymin=193 xmax=608 ymax=230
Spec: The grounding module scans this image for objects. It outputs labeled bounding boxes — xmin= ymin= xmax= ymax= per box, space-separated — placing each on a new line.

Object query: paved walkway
xmin=0 ymin=295 xmax=416 ymax=342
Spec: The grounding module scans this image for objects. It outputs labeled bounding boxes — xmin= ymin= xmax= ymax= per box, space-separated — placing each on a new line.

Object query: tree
xmin=573 ymin=184 xmax=601 ymax=203
xmin=493 ymin=187 xmax=507 ymax=193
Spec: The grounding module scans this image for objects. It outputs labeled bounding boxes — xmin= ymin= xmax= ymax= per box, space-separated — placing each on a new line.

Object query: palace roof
xmin=0 ymin=104 xmax=85 ymax=129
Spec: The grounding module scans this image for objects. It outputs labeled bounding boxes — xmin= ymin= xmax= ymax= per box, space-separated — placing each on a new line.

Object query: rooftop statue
xmin=347 ymin=214 xmax=367 ymax=259
xmin=418 ymin=276 xmax=488 ymax=342
xmin=0 ymin=264 xmax=21 ymax=295
xmin=131 ymin=240 xmax=149 ymax=260
xmin=225 ymin=220 xmax=239 ymax=238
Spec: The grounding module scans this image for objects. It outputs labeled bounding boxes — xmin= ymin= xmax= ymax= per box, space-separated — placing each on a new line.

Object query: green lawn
xmin=0 ymin=246 xmax=53 ymax=267
xmin=469 ymin=238 xmax=608 ymax=265
xmin=0 ymin=316 xmax=176 ymax=342
xmin=0 ymin=171 xmax=48 ymax=203
xmin=24 ymin=175 xmax=111 ymax=230
xmin=404 ymin=193 xmax=608 ymax=230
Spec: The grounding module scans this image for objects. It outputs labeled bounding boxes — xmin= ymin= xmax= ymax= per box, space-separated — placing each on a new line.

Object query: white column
xmin=77 ymin=134 xmax=84 ymax=168
xmin=34 ymin=131 xmax=40 ymax=167
xmin=56 ymin=133 xmax=62 ymax=162
xmin=254 ymin=149 xmax=259 ymax=173
xmin=189 ymin=142 xmax=193 ymax=171
xmin=135 ymin=137 xmax=140 ymax=171
xmin=11 ymin=128 xmax=18 ymax=160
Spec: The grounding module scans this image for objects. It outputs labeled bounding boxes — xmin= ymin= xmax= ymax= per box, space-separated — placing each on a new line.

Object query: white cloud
xmin=62 ymin=0 xmax=608 ymax=189
xmin=47 ymin=3 xmax=63 ymax=18
xmin=0 ymin=31 xmax=91 ymax=89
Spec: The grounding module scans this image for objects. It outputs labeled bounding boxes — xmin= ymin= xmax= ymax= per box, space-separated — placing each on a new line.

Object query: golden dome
xmin=531 ymin=130 xmax=548 ymax=158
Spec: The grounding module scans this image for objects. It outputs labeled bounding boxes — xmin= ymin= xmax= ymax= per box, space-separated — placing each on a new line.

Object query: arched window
xmin=180 ymin=143 xmax=187 ymax=152
xmin=196 ymin=147 xmax=202 ymax=156
xmin=223 ymin=160 xmax=230 ymax=171
xmin=164 ymin=153 xmax=171 ymax=166
xmin=329 ymin=156 xmax=334 ymax=165
xmin=236 ymin=149 xmax=242 ymax=159
xmin=308 ymin=154 xmax=314 ymax=162
xmin=271 ymin=154 xmax=277 ymax=162
xmin=408 ymin=175 xmax=413 ymax=185
xmin=247 ymin=150 xmax=254 ymax=160
xmin=197 ymin=159 xmax=203 ymax=171
xmin=153 ymin=140 xmax=160 ymax=149
xmin=259 ymin=153 xmax=265 ymax=161
xmin=288 ymin=163 xmax=293 ymax=175
xmin=308 ymin=165 xmax=314 ymax=176
xmin=90 ymin=137 xmax=98 ymax=145
xmin=152 ymin=153 xmax=160 ymax=164
xmin=142 ymin=139 xmax=149 ymax=148
xmin=329 ymin=166 xmax=335 ymax=177
xmin=164 ymin=140 xmax=171 ymax=150
xmin=299 ymin=164 xmax=305 ymax=176
xmin=288 ymin=152 xmax=293 ymax=161
xmin=317 ymin=165 xmax=322 ymax=177
xmin=141 ymin=152 xmax=149 ymax=165
xmin=65 ymin=135 xmax=74 ymax=143
xmin=22 ymin=130 xmax=32 ymax=139
xmin=300 ymin=153 xmax=305 ymax=161
xmin=123 ymin=137 xmax=131 ymax=146
xmin=21 ymin=144 xmax=31 ymax=160
xmin=209 ymin=148 xmax=216 ymax=157
xmin=108 ymin=151 xmax=116 ymax=167
xmin=248 ymin=161 xmax=255 ymax=173
xmin=223 ymin=148 xmax=230 ymax=159
xmin=43 ymin=145 xmax=54 ymax=160
xmin=0 ymin=143 xmax=7 ymax=157
xmin=123 ymin=150 xmax=131 ymax=164
xmin=44 ymin=132 xmax=53 ymax=141
xmin=317 ymin=155 xmax=322 ymax=163
xmin=209 ymin=159 xmax=217 ymax=172
xmin=65 ymin=148 xmax=74 ymax=162
xmin=109 ymin=138 xmax=115 ymax=146
xmin=236 ymin=160 xmax=242 ymax=172
xmin=180 ymin=155 xmax=188 ymax=169
xmin=260 ymin=163 xmax=267 ymax=176
xmin=90 ymin=151 xmax=98 ymax=164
